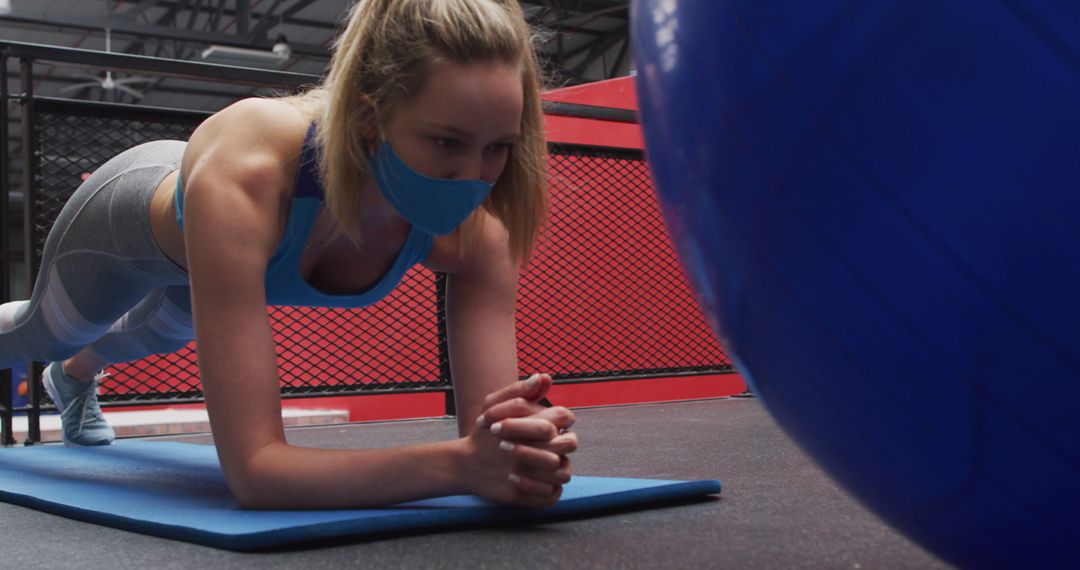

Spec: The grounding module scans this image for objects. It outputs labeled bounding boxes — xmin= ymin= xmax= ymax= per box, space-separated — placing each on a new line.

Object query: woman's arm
xmin=442 ymin=221 xmax=577 ymax=493
xmin=444 ymin=215 xmax=532 ymax=436
xmin=181 ymin=100 xmax=563 ymax=509
xmin=184 ymin=102 xmax=465 ymax=508
xmin=443 ymin=216 xmax=578 ymax=448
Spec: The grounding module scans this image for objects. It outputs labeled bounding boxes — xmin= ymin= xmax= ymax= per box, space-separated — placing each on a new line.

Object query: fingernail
xmin=475 ymin=415 xmax=487 ymax=428
xmin=491 ymin=422 xmax=503 ymax=435
xmin=524 ymin=374 xmax=539 ymax=389
xmin=499 ymin=441 xmax=515 ymax=453
xmin=508 ymin=474 xmax=521 ymax=485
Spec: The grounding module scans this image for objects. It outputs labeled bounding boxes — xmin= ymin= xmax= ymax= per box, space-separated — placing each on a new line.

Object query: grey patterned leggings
xmin=0 ymin=140 xmax=194 ymax=369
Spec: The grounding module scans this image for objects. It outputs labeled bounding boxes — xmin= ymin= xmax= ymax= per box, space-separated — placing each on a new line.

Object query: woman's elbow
xmin=230 ymin=481 xmax=270 ymax=510
xmin=223 ymin=464 xmax=270 ymax=509
xmin=219 ymin=444 xmax=287 ymax=509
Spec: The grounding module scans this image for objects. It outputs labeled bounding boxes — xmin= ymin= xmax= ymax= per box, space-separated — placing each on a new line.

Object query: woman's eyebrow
xmin=425 ymin=122 xmax=520 ymax=142
xmin=423 ymin=122 xmax=473 ymax=140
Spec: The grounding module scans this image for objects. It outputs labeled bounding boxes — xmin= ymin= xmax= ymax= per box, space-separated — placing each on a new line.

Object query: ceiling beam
xmin=235 ymin=0 xmax=250 ymax=37
xmin=249 ymin=0 xmax=320 ymax=42
xmin=0 ymin=13 xmax=331 ymax=59
xmin=560 ymin=32 xmax=620 ymax=63
xmin=527 ymin=0 xmax=629 ymax=19
xmin=548 ymin=5 xmax=628 ymax=28
xmin=1 ymin=41 xmax=319 ymax=88
xmin=31 ymin=72 xmax=252 ymax=102
xmin=247 ymin=0 xmax=284 ymax=41
xmin=123 ymin=0 xmax=169 ymax=20
xmin=611 ymin=36 xmax=630 ymax=77
xmin=569 ymin=30 xmax=626 ymax=78
xmin=111 ymin=0 xmax=339 ymax=31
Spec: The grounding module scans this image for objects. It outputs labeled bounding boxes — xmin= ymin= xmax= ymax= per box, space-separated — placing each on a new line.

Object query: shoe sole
xmin=42 ymin=365 xmax=108 ymax=448
xmin=41 ymin=365 xmax=75 ymax=447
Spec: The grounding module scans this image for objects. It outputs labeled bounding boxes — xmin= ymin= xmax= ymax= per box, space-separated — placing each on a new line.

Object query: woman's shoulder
xmin=184 ymin=98 xmax=310 ymax=189
xmin=215 ymin=97 xmax=311 ymax=127
xmin=181 ymin=98 xmax=312 ymax=233
xmin=198 ymin=97 xmax=310 ymax=152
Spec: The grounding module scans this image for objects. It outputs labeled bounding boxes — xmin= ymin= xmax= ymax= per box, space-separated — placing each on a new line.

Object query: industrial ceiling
xmin=0 ymin=0 xmax=632 ymax=111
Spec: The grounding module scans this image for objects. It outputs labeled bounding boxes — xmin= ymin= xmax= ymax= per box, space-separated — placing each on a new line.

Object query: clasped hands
xmin=462 ymin=373 xmax=578 ymax=507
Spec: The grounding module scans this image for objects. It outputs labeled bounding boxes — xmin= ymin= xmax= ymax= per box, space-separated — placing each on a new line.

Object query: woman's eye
xmin=433 ymin=137 xmax=460 ymax=148
xmin=486 ymin=142 xmax=513 ymax=153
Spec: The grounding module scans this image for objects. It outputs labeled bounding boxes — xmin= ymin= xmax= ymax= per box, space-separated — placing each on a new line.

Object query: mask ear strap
xmin=357 ymin=92 xmax=383 ymax=157
xmin=364 ymin=125 xmax=387 ymax=158
xmin=371 ymin=133 xmax=393 ymax=160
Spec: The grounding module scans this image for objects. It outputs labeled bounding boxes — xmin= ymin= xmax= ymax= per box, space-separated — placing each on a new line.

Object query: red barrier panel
xmin=101 ymin=76 xmax=739 ymax=413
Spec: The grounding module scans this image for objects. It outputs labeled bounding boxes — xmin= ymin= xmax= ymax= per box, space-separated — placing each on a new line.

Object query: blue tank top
xmin=174 ymin=125 xmax=433 ymax=308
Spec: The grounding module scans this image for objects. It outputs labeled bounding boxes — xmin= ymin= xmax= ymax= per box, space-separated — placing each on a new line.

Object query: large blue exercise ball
xmin=631 ymin=1 xmax=1080 ymax=567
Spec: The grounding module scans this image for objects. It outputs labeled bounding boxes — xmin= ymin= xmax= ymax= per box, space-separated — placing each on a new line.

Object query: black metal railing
xmin=1 ymin=41 xmax=732 ymax=445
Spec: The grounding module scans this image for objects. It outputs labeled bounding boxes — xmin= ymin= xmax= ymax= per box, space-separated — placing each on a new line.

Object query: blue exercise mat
xmin=0 ymin=439 xmax=721 ymax=550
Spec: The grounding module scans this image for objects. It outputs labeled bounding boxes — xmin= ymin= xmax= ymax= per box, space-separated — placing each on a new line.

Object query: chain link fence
xmin=2 ymin=42 xmax=733 ymax=444
xmin=30 ymin=100 xmax=206 ymax=403
xmin=31 ymin=99 xmax=445 ymax=405
xmin=29 ymin=101 xmax=731 ymax=404
xmin=519 ymin=145 xmax=729 ymax=381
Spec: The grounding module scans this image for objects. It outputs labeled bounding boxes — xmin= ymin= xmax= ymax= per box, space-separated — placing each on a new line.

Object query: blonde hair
xmin=285 ymin=0 xmax=548 ymax=265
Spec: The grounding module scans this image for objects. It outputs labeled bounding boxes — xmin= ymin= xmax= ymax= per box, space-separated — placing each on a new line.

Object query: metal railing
xmin=0 ymin=40 xmax=732 ymax=445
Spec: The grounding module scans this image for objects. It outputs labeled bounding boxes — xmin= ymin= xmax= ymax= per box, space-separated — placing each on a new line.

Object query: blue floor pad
xmin=0 ymin=439 xmax=722 ymax=551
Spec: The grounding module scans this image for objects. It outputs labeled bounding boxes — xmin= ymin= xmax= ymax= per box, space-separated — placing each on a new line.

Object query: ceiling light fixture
xmin=200 ymin=35 xmax=291 ymax=65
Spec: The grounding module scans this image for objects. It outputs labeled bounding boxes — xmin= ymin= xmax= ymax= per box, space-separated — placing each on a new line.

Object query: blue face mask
xmin=369 ymin=141 xmax=494 ymax=236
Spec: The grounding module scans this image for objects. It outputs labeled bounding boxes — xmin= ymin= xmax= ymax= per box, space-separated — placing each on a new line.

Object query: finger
xmin=497 ymin=440 xmax=562 ymax=471
xmin=527 ymin=432 xmax=579 ymax=456
xmin=523 ymin=406 xmax=576 ymax=432
xmin=513 ymin=486 xmax=563 ymax=508
xmin=481 ymin=402 xmax=575 ymax=433
xmin=479 ymin=374 xmax=552 ymax=412
xmin=507 ymin=487 xmax=562 ymax=508
xmin=508 ymin=474 xmax=562 ymax=505
xmin=490 ymin=417 xmax=558 ymax=442
xmin=479 ymin=397 xmax=546 ymax=428
xmin=518 ymin=456 xmax=573 ymax=487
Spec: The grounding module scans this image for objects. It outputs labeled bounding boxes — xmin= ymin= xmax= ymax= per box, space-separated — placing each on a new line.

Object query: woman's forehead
xmin=401 ymin=60 xmax=523 ymax=133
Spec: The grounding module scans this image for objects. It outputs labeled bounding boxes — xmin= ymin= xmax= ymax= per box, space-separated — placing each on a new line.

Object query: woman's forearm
xmin=233 ymin=438 xmax=469 ymax=509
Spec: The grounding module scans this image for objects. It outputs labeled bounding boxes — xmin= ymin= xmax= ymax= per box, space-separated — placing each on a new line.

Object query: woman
xmin=0 ymin=0 xmax=577 ymax=509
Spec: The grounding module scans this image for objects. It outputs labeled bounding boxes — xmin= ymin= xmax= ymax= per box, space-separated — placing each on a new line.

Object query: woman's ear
xmin=356 ymin=93 xmax=380 ymax=146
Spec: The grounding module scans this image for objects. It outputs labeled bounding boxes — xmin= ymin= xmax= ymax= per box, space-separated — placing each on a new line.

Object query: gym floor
xmin=0 ymin=398 xmax=949 ymax=569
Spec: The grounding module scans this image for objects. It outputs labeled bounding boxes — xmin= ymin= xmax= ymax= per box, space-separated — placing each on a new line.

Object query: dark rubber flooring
xmin=0 ymin=398 xmax=949 ymax=568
